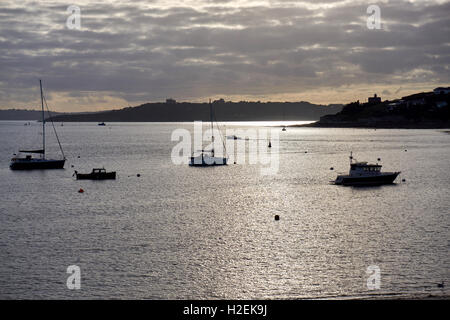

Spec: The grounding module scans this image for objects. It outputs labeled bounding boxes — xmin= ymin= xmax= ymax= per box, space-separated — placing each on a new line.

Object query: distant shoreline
xmin=2 ymin=119 xmax=449 ymax=129
xmin=291 ymin=122 xmax=450 ymax=129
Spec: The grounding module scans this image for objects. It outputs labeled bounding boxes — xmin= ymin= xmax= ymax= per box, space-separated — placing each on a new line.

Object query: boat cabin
xmin=349 ymin=162 xmax=382 ymax=175
xmin=92 ymin=168 xmax=106 ymax=173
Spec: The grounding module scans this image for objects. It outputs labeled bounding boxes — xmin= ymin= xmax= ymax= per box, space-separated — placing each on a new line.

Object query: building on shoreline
xmin=368 ymin=94 xmax=381 ymax=104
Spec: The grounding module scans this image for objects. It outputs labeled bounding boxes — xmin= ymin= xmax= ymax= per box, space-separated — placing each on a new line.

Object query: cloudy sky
xmin=0 ymin=0 xmax=449 ymax=111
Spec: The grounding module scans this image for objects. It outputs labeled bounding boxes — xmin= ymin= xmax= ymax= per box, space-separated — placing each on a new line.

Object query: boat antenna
xmin=40 ymin=80 xmax=45 ymax=159
xmin=349 ymin=151 xmax=353 ymax=165
xmin=42 ymin=88 xmax=66 ymax=160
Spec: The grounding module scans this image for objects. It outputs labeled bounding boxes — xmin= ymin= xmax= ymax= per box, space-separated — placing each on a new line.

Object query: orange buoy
xmin=78 ymin=188 xmax=84 ymax=193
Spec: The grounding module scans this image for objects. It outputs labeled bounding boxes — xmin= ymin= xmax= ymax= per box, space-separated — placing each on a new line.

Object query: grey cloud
xmin=0 ymin=0 xmax=448 ymax=109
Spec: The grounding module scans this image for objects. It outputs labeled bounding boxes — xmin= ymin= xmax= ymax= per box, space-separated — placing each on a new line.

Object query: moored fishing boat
xmin=334 ymin=152 xmax=400 ymax=186
xmin=74 ymin=168 xmax=116 ymax=180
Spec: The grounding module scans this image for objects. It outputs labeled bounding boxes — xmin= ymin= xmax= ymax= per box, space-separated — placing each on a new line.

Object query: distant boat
xmin=10 ymin=80 xmax=65 ymax=170
xmin=74 ymin=168 xmax=116 ymax=180
xmin=189 ymin=100 xmax=228 ymax=166
xmin=98 ymin=122 xmax=106 ymax=126
xmin=334 ymin=152 xmax=400 ymax=186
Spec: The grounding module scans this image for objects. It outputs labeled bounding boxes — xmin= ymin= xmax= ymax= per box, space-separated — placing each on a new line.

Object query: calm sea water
xmin=0 ymin=121 xmax=449 ymax=299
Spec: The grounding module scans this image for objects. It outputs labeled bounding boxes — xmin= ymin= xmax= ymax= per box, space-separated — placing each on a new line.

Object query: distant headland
xmin=300 ymin=87 xmax=450 ymax=129
xmin=0 ymin=109 xmax=64 ymax=121
xmin=10 ymin=100 xmax=342 ymax=122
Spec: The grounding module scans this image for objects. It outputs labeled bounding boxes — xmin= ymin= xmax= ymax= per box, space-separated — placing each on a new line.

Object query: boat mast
xmin=40 ymin=80 xmax=45 ymax=158
xmin=209 ymin=99 xmax=214 ymax=157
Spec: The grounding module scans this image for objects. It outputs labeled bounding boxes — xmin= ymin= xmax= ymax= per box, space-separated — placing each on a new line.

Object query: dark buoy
xmin=71 ymin=165 xmax=74 ymax=168
xmin=234 ymin=161 xmax=236 ymax=164
xmin=78 ymin=188 xmax=84 ymax=193
xmin=404 ymin=149 xmax=407 ymax=152
xmin=274 ymin=215 xmax=280 ymax=221
xmin=330 ymin=167 xmax=334 ymax=170
xmin=377 ymin=158 xmax=381 ymax=161
xmin=77 ymin=155 xmax=81 ymax=158
xmin=305 ymin=151 xmax=307 ymax=153
xmin=437 ymin=281 xmax=444 ymax=288
xmin=402 ymin=178 xmax=406 ymax=182
xmin=137 ymin=174 xmax=141 ymax=177
xmin=268 ymin=140 xmax=272 ymax=148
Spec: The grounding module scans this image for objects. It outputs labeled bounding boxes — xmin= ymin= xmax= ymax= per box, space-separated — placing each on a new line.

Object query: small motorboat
xmin=98 ymin=122 xmax=106 ymax=126
xmin=74 ymin=168 xmax=116 ymax=180
xmin=334 ymin=152 xmax=400 ymax=186
xmin=282 ymin=126 xmax=287 ymax=131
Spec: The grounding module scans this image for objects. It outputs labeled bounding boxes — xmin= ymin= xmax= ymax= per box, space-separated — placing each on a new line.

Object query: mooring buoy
xmin=274 ymin=215 xmax=280 ymax=221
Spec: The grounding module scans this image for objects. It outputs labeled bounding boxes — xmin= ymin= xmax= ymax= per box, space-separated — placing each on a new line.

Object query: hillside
xmin=0 ymin=109 xmax=64 ymax=121
xmin=305 ymin=89 xmax=450 ymax=128
xmin=46 ymin=101 xmax=342 ymax=122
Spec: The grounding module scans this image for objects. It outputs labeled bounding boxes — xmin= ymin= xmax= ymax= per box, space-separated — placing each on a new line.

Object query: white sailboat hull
xmin=189 ymin=155 xmax=228 ymax=166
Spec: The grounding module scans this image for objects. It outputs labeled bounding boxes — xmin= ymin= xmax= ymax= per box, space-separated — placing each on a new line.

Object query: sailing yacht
xmin=10 ymin=80 xmax=66 ymax=170
xmin=189 ymin=100 xmax=228 ymax=166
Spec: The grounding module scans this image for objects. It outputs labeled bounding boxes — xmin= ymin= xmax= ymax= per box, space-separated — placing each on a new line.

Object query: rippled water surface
xmin=0 ymin=121 xmax=449 ymax=299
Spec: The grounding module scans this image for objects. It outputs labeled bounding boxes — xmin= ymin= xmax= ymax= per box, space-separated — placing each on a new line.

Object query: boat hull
xmin=75 ymin=172 xmax=116 ymax=180
xmin=189 ymin=156 xmax=228 ymax=166
xmin=335 ymin=172 xmax=400 ymax=186
xmin=10 ymin=158 xmax=65 ymax=170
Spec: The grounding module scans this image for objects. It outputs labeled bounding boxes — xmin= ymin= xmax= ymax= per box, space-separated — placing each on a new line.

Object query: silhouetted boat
xmin=74 ymin=168 xmax=116 ymax=180
xmin=98 ymin=122 xmax=106 ymax=126
xmin=189 ymin=100 xmax=228 ymax=166
xmin=10 ymin=80 xmax=65 ymax=170
xmin=334 ymin=152 xmax=400 ymax=186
